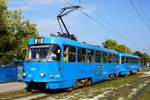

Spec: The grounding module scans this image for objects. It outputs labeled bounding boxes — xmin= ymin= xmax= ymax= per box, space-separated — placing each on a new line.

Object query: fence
xmin=0 ymin=66 xmax=23 ymax=83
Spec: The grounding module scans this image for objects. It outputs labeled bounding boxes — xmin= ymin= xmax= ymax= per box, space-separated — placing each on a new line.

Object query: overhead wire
xmin=136 ymin=0 xmax=150 ymax=31
xmin=129 ymin=0 xmax=150 ymax=32
xmin=63 ymin=0 xmax=139 ymax=45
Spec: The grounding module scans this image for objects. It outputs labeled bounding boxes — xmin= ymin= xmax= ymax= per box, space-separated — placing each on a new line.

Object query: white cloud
xmin=27 ymin=0 xmax=54 ymax=6
xmin=8 ymin=0 xmax=65 ymax=11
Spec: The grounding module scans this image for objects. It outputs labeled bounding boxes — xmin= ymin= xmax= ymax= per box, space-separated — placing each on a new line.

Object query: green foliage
xmin=0 ymin=1 xmax=37 ymax=65
xmin=102 ymin=39 xmax=132 ymax=53
xmin=0 ymin=0 xmax=7 ymax=37
xmin=133 ymin=51 xmax=150 ymax=65
xmin=102 ymin=39 xmax=118 ymax=50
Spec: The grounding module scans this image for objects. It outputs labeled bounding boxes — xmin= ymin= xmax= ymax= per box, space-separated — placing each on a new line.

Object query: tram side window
xmin=126 ymin=57 xmax=129 ymax=63
xmin=112 ymin=54 xmax=118 ymax=63
xmin=133 ymin=58 xmax=135 ymax=64
xmin=133 ymin=58 xmax=138 ymax=64
xmin=132 ymin=58 xmax=135 ymax=64
xmin=102 ymin=52 xmax=107 ymax=63
xmin=130 ymin=58 xmax=133 ymax=64
xmin=136 ymin=58 xmax=139 ymax=64
xmin=87 ymin=49 xmax=94 ymax=62
xmin=78 ymin=48 xmax=86 ymax=62
xmin=115 ymin=55 xmax=120 ymax=63
xmin=136 ymin=58 xmax=138 ymax=64
xmin=108 ymin=53 xmax=112 ymax=63
xmin=64 ymin=45 xmax=76 ymax=62
xmin=121 ymin=56 xmax=126 ymax=63
xmin=129 ymin=57 xmax=131 ymax=63
xmin=95 ymin=51 xmax=101 ymax=63
xmin=112 ymin=54 xmax=115 ymax=63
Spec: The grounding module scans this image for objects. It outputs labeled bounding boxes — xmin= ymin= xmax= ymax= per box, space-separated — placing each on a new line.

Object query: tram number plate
xmin=30 ymin=67 xmax=36 ymax=71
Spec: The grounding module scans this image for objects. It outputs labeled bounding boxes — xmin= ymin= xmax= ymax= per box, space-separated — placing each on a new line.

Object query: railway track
xmin=131 ymin=81 xmax=150 ymax=100
xmin=0 ymin=70 xmax=150 ymax=100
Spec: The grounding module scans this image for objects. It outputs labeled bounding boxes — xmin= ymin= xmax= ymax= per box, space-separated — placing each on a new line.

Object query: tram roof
xmin=28 ymin=36 xmax=122 ymax=55
xmin=120 ymin=53 xmax=139 ymax=58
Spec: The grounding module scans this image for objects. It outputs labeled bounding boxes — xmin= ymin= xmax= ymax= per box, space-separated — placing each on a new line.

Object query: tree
xmin=0 ymin=0 xmax=8 ymax=64
xmin=116 ymin=44 xmax=131 ymax=54
xmin=133 ymin=51 xmax=143 ymax=57
xmin=0 ymin=0 xmax=7 ymax=36
xmin=102 ymin=39 xmax=118 ymax=50
xmin=0 ymin=1 xmax=38 ymax=65
xmin=6 ymin=9 xmax=37 ymax=60
xmin=133 ymin=51 xmax=150 ymax=65
xmin=102 ymin=39 xmax=132 ymax=53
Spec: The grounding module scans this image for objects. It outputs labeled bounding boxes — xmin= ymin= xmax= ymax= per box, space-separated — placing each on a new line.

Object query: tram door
xmin=93 ymin=51 xmax=103 ymax=82
xmin=94 ymin=64 xmax=103 ymax=82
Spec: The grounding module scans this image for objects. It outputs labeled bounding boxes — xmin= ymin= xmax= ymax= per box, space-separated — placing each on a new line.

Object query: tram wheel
xmin=86 ymin=79 xmax=92 ymax=86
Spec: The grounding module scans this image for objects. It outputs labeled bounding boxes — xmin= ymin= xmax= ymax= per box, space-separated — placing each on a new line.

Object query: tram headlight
xmin=22 ymin=72 xmax=26 ymax=77
xmin=40 ymin=73 xmax=45 ymax=77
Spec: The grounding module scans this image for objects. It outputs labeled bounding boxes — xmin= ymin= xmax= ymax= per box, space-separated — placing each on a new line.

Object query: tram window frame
xmin=126 ymin=57 xmax=129 ymax=63
xmin=131 ymin=58 xmax=133 ymax=64
xmin=63 ymin=45 xmax=76 ymax=62
xmin=111 ymin=54 xmax=115 ymax=63
xmin=102 ymin=52 xmax=107 ymax=63
xmin=95 ymin=51 xmax=101 ymax=63
xmin=128 ymin=57 xmax=130 ymax=63
xmin=133 ymin=58 xmax=135 ymax=64
xmin=77 ymin=47 xmax=86 ymax=62
xmin=128 ymin=57 xmax=131 ymax=64
xmin=112 ymin=54 xmax=118 ymax=63
xmin=87 ymin=49 xmax=94 ymax=63
xmin=134 ymin=58 xmax=138 ymax=64
xmin=115 ymin=55 xmax=120 ymax=63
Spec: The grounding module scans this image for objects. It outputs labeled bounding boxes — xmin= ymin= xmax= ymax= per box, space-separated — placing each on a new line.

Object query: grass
xmin=137 ymin=85 xmax=150 ymax=100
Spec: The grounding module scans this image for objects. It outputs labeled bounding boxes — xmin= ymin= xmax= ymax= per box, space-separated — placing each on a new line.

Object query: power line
xmin=63 ymin=0 xmax=139 ymax=45
xmin=129 ymin=0 xmax=150 ymax=32
xmin=136 ymin=0 xmax=150 ymax=31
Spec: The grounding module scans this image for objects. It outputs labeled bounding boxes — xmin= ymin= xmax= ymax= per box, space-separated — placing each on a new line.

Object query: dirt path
xmin=0 ymin=82 xmax=25 ymax=93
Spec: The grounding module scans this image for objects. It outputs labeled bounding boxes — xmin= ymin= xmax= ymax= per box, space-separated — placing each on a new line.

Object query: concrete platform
xmin=0 ymin=82 xmax=26 ymax=93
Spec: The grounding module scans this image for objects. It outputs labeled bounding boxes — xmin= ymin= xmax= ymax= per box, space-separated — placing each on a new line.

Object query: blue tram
xmin=118 ymin=53 xmax=140 ymax=76
xmin=23 ymin=36 xmax=141 ymax=90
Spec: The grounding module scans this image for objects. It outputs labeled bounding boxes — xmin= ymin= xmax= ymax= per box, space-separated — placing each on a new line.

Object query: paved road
xmin=0 ymin=82 xmax=25 ymax=93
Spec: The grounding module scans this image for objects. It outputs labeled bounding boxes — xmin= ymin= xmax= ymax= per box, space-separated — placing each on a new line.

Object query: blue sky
xmin=8 ymin=0 xmax=150 ymax=54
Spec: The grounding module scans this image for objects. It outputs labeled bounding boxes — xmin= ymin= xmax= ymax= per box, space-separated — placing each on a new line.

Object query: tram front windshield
xmin=28 ymin=44 xmax=61 ymax=61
